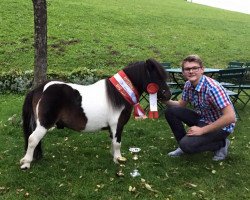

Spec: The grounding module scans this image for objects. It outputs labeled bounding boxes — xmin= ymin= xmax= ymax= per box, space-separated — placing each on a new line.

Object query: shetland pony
xmin=20 ymin=58 xmax=171 ymax=169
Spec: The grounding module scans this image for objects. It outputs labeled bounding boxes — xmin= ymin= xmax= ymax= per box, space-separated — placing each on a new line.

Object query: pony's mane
xmin=105 ymin=78 xmax=131 ymax=109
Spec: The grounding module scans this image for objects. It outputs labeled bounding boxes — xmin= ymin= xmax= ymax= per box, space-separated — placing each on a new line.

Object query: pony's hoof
xmin=20 ymin=158 xmax=31 ymax=170
xmin=20 ymin=163 xmax=31 ymax=170
xmin=113 ymin=157 xmax=119 ymax=164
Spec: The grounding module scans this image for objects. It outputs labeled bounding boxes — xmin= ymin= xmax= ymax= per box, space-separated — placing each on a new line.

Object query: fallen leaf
xmin=144 ymin=183 xmax=158 ymax=193
xmin=186 ymin=183 xmax=197 ymax=188
xmin=141 ymin=178 xmax=146 ymax=183
xmin=24 ymin=192 xmax=30 ymax=198
xmin=128 ymin=186 xmax=136 ymax=192
xmin=145 ymin=183 xmax=152 ymax=190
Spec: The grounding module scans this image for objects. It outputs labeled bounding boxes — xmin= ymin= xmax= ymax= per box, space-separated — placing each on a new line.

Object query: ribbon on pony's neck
xmin=147 ymin=83 xmax=159 ymax=119
xmin=109 ymin=70 xmax=147 ymax=119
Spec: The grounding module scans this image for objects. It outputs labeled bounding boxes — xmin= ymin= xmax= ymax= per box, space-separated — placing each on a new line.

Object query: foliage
xmin=0 ymin=70 xmax=32 ymax=93
xmin=0 ymin=68 xmax=109 ymax=93
xmin=0 ymin=94 xmax=249 ymax=199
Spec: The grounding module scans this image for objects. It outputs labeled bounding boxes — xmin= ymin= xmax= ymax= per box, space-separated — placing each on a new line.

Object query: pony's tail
xmin=22 ymin=89 xmax=42 ymax=160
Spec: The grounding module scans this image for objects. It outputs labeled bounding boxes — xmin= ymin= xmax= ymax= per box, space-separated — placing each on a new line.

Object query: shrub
xmin=0 ymin=67 xmax=109 ymax=94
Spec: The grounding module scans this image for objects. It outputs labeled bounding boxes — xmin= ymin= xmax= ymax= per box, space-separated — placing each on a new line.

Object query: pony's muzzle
xmin=158 ymin=89 xmax=171 ymax=101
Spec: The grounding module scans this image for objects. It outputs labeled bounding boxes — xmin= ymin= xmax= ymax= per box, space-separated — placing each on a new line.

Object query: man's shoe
xmin=213 ymin=139 xmax=230 ymax=161
xmin=168 ymin=147 xmax=184 ymax=157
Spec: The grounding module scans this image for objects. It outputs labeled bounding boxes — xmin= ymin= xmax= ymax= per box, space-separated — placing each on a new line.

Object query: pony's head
xmin=123 ymin=58 xmax=172 ymax=102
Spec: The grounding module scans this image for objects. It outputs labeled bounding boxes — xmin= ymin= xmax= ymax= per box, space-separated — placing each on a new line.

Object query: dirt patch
xmin=49 ymin=38 xmax=81 ymax=55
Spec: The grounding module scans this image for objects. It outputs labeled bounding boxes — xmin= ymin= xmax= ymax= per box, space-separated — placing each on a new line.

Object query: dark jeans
xmin=165 ymin=106 xmax=231 ymax=154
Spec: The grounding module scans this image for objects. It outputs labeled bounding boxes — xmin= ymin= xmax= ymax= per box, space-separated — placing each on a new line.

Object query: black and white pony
xmin=20 ymin=58 xmax=171 ymax=169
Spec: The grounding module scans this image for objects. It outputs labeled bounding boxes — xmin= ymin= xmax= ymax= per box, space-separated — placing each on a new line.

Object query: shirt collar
xmin=195 ymin=75 xmax=205 ymax=92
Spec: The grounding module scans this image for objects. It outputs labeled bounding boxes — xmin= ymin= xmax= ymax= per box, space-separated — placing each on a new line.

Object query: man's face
xmin=182 ymin=61 xmax=204 ymax=86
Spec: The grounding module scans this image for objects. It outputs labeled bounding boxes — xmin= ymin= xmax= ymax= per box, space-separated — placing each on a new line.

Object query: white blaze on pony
xmin=20 ymin=59 xmax=171 ymax=169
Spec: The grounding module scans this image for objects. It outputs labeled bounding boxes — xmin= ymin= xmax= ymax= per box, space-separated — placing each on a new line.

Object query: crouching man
xmin=164 ymin=55 xmax=236 ymax=161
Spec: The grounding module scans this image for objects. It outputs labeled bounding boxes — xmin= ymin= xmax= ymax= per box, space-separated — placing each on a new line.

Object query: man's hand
xmin=187 ymin=126 xmax=205 ymax=136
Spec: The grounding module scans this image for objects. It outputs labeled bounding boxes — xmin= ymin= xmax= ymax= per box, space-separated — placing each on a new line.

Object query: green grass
xmin=1 ymin=0 xmax=250 ymax=199
xmin=1 ymin=0 xmax=250 ymax=75
xmin=0 ymin=94 xmax=249 ymax=199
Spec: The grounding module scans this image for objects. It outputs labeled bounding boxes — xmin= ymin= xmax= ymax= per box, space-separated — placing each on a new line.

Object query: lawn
xmin=1 ymin=0 xmax=250 ymax=75
xmin=0 ymin=94 xmax=249 ymax=199
xmin=1 ymin=0 xmax=250 ymax=199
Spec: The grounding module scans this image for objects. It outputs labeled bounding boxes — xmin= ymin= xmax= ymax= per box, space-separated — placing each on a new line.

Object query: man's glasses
xmin=183 ymin=66 xmax=201 ymax=73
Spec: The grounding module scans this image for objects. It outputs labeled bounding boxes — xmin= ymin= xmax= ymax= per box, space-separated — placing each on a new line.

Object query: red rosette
xmin=147 ymin=83 xmax=159 ymax=94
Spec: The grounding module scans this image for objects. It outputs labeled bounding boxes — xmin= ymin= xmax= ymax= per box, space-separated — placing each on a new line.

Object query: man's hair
xmin=181 ymin=55 xmax=204 ymax=69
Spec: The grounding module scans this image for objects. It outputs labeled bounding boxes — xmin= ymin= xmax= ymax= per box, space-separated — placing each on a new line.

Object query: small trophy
xmin=116 ymin=156 xmax=127 ymax=177
xmin=129 ymin=147 xmax=141 ymax=177
xmin=130 ymin=169 xmax=141 ymax=178
xmin=129 ymin=147 xmax=141 ymax=160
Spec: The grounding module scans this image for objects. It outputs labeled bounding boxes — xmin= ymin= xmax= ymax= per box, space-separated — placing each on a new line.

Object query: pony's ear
xmin=145 ymin=58 xmax=158 ymax=72
xmin=145 ymin=58 xmax=167 ymax=80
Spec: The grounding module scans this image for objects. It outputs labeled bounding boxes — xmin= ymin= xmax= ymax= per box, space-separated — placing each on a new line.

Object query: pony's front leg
xmin=110 ymin=125 xmax=123 ymax=163
xmin=20 ymin=125 xmax=47 ymax=169
xmin=111 ymin=138 xmax=122 ymax=164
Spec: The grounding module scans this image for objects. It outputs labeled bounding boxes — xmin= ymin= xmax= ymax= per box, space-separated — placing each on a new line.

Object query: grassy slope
xmin=0 ymin=94 xmax=249 ymax=199
xmin=0 ymin=1 xmax=250 ymax=198
xmin=0 ymin=0 xmax=250 ymax=75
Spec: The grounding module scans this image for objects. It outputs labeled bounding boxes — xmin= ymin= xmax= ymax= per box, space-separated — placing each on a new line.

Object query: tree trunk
xmin=32 ymin=0 xmax=47 ymax=88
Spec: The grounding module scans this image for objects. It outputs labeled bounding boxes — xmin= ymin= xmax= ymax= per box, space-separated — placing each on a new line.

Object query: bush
xmin=0 ymin=67 xmax=109 ymax=94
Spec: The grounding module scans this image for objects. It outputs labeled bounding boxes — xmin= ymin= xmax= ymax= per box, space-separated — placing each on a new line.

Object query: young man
xmin=165 ymin=55 xmax=236 ymax=161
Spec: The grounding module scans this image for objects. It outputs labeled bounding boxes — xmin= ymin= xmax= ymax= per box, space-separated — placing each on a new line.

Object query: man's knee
xmin=165 ymin=106 xmax=178 ymax=120
xmin=179 ymin=139 xmax=196 ymax=154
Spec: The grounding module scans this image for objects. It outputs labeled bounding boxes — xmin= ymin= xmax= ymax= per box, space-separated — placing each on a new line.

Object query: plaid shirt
xmin=182 ymin=75 xmax=236 ymax=133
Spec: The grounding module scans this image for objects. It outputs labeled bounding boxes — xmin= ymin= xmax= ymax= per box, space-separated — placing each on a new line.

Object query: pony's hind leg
xmin=20 ymin=123 xmax=47 ymax=169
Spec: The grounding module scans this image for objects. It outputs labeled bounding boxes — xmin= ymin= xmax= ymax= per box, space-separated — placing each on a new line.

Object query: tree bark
xmin=32 ymin=0 xmax=47 ymax=88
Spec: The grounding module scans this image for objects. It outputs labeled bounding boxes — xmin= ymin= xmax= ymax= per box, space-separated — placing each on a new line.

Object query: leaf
xmin=145 ymin=183 xmax=152 ymax=190
xmin=96 ymin=184 xmax=104 ymax=189
xmin=141 ymin=178 xmax=146 ymax=183
xmin=24 ymin=192 xmax=30 ymax=198
xmin=144 ymin=183 xmax=158 ymax=193
xmin=129 ymin=186 xmax=136 ymax=192
xmin=188 ymin=183 xmax=197 ymax=188
xmin=184 ymin=182 xmax=197 ymax=188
